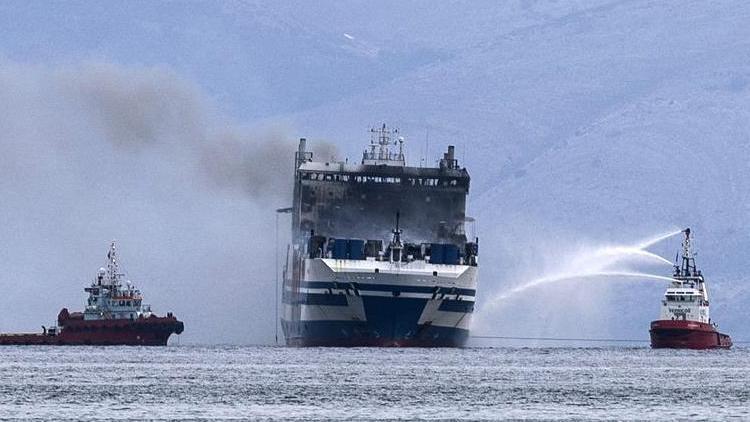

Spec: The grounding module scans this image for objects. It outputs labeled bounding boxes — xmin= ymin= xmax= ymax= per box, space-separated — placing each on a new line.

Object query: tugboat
xmin=649 ymin=228 xmax=731 ymax=349
xmin=0 ymin=242 xmax=184 ymax=346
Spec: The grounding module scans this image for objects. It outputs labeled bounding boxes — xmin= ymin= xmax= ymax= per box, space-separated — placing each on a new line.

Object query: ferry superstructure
xmin=649 ymin=228 xmax=731 ymax=349
xmin=281 ymin=125 xmax=478 ymax=347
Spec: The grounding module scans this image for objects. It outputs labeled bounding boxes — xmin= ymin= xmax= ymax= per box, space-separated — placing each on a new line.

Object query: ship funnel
xmin=440 ymin=145 xmax=458 ymax=169
xmin=295 ymin=137 xmax=312 ymax=168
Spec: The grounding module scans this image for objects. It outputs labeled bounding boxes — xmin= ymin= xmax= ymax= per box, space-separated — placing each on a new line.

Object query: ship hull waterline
xmin=650 ymin=320 xmax=732 ymax=349
xmin=0 ymin=315 xmax=184 ymax=346
xmin=282 ymin=291 xmax=473 ymax=348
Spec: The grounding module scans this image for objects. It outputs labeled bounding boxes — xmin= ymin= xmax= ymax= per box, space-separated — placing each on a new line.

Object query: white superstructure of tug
xmin=658 ymin=229 xmax=710 ymax=324
xmin=83 ymin=241 xmax=152 ymax=321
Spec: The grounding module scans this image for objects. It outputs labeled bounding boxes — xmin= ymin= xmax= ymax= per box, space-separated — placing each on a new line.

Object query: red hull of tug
xmin=650 ymin=320 xmax=732 ymax=349
xmin=0 ymin=310 xmax=184 ymax=346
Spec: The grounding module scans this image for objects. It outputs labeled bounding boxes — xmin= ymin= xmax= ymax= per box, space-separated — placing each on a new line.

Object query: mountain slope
xmin=286 ymin=0 xmax=750 ymax=340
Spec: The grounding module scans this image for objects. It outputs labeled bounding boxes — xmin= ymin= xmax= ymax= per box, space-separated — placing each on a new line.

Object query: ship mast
xmin=362 ymin=123 xmax=405 ymax=166
xmin=679 ymin=228 xmax=696 ymax=276
xmin=673 ymin=228 xmax=708 ymax=302
xmin=106 ymin=241 xmax=121 ymax=287
xmin=389 ymin=212 xmax=403 ymax=263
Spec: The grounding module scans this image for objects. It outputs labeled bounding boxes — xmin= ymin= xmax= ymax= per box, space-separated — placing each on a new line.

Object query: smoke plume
xmin=0 ymin=60 xmax=332 ymax=344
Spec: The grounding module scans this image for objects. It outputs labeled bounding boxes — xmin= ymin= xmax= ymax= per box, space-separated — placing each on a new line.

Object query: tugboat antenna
xmin=107 ymin=240 xmax=119 ymax=286
xmin=680 ymin=228 xmax=697 ymax=277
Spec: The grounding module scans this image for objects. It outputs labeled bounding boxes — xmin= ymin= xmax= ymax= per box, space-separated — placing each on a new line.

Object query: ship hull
xmin=282 ymin=260 xmax=476 ymax=348
xmin=0 ymin=316 xmax=184 ymax=346
xmin=282 ymin=296 xmax=471 ymax=347
xmin=283 ymin=321 xmax=468 ymax=347
xmin=650 ymin=320 xmax=732 ymax=349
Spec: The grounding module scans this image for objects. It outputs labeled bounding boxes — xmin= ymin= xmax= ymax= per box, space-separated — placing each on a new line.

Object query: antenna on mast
xmin=362 ymin=123 xmax=405 ymax=166
xmin=106 ymin=240 xmax=120 ymax=286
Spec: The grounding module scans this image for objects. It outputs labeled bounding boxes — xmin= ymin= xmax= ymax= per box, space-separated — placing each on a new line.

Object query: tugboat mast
xmin=673 ymin=228 xmax=708 ymax=301
xmin=106 ymin=241 xmax=121 ymax=287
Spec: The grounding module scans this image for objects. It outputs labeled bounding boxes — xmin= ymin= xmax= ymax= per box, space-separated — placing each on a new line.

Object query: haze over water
xmin=1 ymin=346 xmax=748 ymax=421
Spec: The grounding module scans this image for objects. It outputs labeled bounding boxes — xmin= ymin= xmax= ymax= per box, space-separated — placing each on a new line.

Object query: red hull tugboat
xmin=649 ymin=229 xmax=731 ymax=349
xmin=0 ymin=242 xmax=184 ymax=346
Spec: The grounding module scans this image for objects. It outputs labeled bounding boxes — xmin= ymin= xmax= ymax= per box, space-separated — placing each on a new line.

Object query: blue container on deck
xmin=430 ymin=243 xmax=444 ymax=264
xmin=443 ymin=244 xmax=460 ymax=265
xmin=348 ymin=239 xmax=365 ymax=260
xmin=333 ymin=239 xmax=349 ymax=259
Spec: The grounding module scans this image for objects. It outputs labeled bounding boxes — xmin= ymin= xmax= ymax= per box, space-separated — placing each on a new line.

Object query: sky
xmin=1 ymin=1 xmax=749 ymax=344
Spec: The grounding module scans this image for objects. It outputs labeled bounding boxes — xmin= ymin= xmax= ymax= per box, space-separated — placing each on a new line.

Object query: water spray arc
xmin=483 ymin=229 xmax=683 ymax=311
xmin=489 ymin=272 xmax=676 ymax=304
xmin=636 ymin=229 xmax=685 ymax=250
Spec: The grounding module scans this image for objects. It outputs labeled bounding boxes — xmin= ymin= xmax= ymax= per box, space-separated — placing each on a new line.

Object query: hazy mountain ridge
xmin=290 ymin=1 xmax=750 ymax=191
xmin=471 ymin=28 xmax=750 ymax=339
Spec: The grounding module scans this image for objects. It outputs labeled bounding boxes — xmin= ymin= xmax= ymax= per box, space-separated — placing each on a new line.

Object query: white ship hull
xmin=282 ymin=258 xmax=477 ymax=347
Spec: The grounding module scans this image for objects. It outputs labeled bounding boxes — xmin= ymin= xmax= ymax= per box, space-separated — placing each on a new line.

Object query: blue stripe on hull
xmin=300 ymin=281 xmax=476 ymax=297
xmin=282 ymin=296 xmax=471 ymax=347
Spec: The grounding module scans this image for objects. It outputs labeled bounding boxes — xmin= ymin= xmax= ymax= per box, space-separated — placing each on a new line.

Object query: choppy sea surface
xmin=0 ymin=345 xmax=748 ymax=421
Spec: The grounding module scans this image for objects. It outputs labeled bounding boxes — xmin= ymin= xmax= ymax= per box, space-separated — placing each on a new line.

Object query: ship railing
xmin=674 ymin=276 xmax=703 ymax=282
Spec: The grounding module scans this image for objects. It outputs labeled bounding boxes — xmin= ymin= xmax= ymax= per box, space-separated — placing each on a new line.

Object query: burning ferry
xmin=0 ymin=242 xmax=184 ymax=346
xmin=649 ymin=228 xmax=731 ymax=349
xmin=281 ymin=125 xmax=478 ymax=347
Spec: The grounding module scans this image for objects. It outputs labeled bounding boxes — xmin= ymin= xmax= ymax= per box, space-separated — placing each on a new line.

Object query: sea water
xmin=0 ymin=345 xmax=748 ymax=420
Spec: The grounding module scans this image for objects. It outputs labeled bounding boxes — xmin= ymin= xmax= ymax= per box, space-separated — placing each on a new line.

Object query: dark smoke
xmin=0 ymin=60 xmax=334 ymax=344
xmin=55 ymin=62 xmax=328 ymax=199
